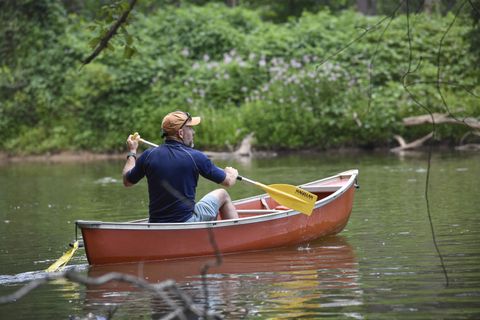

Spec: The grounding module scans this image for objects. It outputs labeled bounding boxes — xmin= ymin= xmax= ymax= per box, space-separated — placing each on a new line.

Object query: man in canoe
xmin=122 ymin=111 xmax=239 ymax=223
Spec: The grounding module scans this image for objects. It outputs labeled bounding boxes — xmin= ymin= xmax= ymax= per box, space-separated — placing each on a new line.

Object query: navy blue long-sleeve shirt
xmin=126 ymin=140 xmax=226 ymax=222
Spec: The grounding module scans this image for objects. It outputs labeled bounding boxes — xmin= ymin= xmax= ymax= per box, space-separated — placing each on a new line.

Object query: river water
xmin=0 ymin=150 xmax=479 ymax=319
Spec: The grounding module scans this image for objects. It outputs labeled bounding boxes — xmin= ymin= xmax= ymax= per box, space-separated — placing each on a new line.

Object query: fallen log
xmin=403 ymin=113 xmax=480 ymax=130
xmin=392 ymin=113 xmax=480 ymax=152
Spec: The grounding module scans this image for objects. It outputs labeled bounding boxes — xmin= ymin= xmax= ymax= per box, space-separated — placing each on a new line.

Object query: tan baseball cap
xmin=161 ymin=111 xmax=201 ymax=136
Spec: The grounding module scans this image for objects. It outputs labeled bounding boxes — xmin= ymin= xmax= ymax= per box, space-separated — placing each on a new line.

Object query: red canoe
xmin=77 ymin=169 xmax=359 ymax=265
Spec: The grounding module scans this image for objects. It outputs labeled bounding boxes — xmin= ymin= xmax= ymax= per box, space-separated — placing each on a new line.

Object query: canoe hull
xmin=78 ymin=170 xmax=358 ymax=265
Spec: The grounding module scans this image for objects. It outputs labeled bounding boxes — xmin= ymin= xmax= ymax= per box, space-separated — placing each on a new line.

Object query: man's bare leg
xmin=209 ymin=189 xmax=238 ymax=220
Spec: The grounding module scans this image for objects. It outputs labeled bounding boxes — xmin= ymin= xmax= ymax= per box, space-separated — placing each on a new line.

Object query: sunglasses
xmin=179 ymin=112 xmax=192 ymax=130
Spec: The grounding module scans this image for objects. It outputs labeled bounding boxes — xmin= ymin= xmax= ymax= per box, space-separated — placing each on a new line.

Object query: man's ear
xmin=177 ymin=129 xmax=184 ymax=139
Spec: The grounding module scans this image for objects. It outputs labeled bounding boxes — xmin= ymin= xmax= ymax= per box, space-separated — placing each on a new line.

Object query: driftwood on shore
xmin=391 ymin=113 xmax=480 ymax=152
xmin=391 ymin=132 xmax=434 ymax=153
xmin=204 ymin=133 xmax=255 ymax=159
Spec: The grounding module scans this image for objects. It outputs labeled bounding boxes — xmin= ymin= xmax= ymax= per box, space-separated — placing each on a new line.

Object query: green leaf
xmin=125 ymin=34 xmax=133 ymax=45
xmin=88 ymin=36 xmax=102 ymax=49
xmin=123 ymin=45 xmax=137 ymax=59
xmin=106 ymin=42 xmax=115 ymax=52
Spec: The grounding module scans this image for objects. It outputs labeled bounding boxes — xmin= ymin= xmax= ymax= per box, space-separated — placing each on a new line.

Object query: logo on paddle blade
xmin=295 ymin=188 xmax=315 ymax=200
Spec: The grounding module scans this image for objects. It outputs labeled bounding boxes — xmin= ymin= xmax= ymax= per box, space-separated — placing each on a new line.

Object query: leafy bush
xmin=0 ymin=3 xmax=478 ymax=154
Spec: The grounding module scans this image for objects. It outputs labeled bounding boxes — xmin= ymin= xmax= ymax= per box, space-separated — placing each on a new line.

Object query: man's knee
xmin=210 ymin=188 xmax=229 ymax=203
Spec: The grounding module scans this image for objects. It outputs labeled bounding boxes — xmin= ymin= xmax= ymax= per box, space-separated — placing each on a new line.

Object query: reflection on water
xmin=84 ymin=236 xmax=359 ymax=319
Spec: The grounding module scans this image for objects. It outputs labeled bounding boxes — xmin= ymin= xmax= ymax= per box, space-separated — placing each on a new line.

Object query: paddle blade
xmin=265 ymin=184 xmax=318 ymax=215
xmin=45 ymin=241 xmax=79 ymax=273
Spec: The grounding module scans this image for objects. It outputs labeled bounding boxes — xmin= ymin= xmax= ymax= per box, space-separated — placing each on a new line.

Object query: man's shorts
xmin=187 ymin=193 xmax=220 ymax=222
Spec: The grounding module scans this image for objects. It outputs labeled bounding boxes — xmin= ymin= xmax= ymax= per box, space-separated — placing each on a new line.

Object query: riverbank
xmin=0 ymin=151 xmax=125 ymax=164
xmin=0 ymin=148 xmax=363 ymax=165
xmin=1 ymin=144 xmax=477 ymax=165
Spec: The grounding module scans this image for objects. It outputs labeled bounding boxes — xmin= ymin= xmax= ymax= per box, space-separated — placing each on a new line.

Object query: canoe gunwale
xmin=76 ymin=169 xmax=358 ymax=231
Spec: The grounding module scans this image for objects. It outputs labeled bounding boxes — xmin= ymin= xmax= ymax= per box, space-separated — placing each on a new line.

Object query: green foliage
xmin=0 ymin=3 xmax=478 ymax=154
xmin=85 ymin=0 xmax=139 ymax=61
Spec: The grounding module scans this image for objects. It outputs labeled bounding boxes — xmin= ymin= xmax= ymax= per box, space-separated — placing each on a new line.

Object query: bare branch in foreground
xmin=0 ymin=270 xmax=222 ymax=319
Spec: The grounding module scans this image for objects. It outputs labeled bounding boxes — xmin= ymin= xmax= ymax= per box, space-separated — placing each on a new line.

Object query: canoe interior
xmin=232 ymin=177 xmax=348 ymax=218
xmin=235 ymin=190 xmax=338 ymax=218
xmin=129 ymin=189 xmax=341 ymax=222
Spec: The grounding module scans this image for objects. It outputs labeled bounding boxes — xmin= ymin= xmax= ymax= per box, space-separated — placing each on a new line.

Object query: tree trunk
xmin=225 ymin=0 xmax=237 ymax=8
xmin=357 ymin=0 xmax=376 ymax=15
xmin=424 ymin=0 xmax=441 ymax=15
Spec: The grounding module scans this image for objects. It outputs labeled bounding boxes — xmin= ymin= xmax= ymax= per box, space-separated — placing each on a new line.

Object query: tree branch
xmin=82 ymin=0 xmax=138 ymax=66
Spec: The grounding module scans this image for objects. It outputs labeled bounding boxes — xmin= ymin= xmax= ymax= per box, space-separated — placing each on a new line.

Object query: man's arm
xmin=221 ymin=166 xmax=238 ymax=187
xmin=122 ymin=157 xmax=136 ymax=187
xmin=123 ymin=134 xmax=139 ymax=187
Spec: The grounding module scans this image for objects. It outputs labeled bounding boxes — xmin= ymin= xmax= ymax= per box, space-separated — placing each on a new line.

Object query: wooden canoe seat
xmin=260 ymin=197 xmax=270 ymax=209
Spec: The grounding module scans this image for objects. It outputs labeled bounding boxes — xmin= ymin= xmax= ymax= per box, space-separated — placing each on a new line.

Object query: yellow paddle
xmin=45 ymin=240 xmax=79 ymax=272
xmin=133 ymin=133 xmax=318 ymax=215
xmin=236 ymin=177 xmax=317 ymax=215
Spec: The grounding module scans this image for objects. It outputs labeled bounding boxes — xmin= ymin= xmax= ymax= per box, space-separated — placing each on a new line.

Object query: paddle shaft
xmin=138 ymin=137 xmax=158 ymax=148
xmin=237 ymin=175 xmax=271 ymax=192
xmin=236 ymin=175 xmax=258 ymax=185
